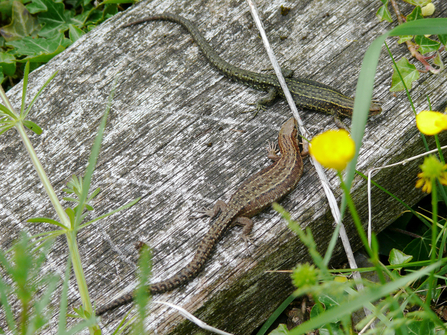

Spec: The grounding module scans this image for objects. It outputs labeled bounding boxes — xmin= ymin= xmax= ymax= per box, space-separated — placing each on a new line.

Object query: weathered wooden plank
xmin=0 ymin=0 xmax=446 ymax=334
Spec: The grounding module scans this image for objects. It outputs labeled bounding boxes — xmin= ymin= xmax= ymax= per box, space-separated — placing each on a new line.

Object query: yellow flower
xmin=416 ymin=111 xmax=447 ymax=135
xmin=415 ymin=155 xmax=447 ymax=194
xmin=309 ymin=130 xmax=355 ymax=171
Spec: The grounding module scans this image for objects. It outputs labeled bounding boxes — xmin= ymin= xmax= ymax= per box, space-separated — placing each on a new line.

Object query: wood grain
xmin=0 ymin=0 xmax=446 ymax=333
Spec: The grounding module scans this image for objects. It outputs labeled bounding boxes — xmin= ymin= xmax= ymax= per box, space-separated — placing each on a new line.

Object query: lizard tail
xmin=96 ymin=213 xmax=232 ymax=315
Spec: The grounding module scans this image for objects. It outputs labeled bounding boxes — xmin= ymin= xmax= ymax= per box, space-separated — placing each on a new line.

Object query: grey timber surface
xmin=0 ymin=0 xmax=446 ymax=334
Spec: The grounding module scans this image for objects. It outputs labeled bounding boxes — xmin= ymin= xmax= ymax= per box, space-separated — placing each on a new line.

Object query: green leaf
xmin=57 ymin=257 xmax=71 ymax=333
xmin=378 ymin=226 xmax=414 ymax=257
xmin=6 ymin=34 xmax=67 ymax=62
xmin=26 ymin=0 xmax=48 ymax=14
xmin=0 ymin=0 xmax=15 ymax=17
xmin=439 ymin=34 xmax=447 ymax=45
xmin=310 ymin=304 xmax=343 ymax=335
xmin=433 ymin=51 xmax=444 ymax=70
xmin=406 ymin=6 xmax=424 ymax=22
xmin=0 ymin=68 xmax=4 ymax=84
xmin=101 ymin=0 xmax=136 ymax=3
xmin=0 ymin=52 xmax=16 ymax=76
xmin=319 ymin=294 xmax=342 ymax=310
xmin=403 ymin=230 xmax=431 ymax=262
xmin=63 ymin=197 xmax=78 ymax=203
xmin=376 ymin=2 xmax=392 ymax=23
xmin=27 ymin=217 xmax=66 ymax=229
xmin=401 ymin=0 xmax=431 ymax=6
xmin=36 ymin=0 xmax=79 ymax=38
xmin=0 ymin=280 xmax=15 ymax=332
xmin=23 ymin=120 xmax=42 ymax=135
xmin=23 ymin=68 xmax=58 ymax=118
xmin=73 ymin=76 xmax=119 ymax=228
xmin=268 ymin=324 xmax=289 ymax=335
xmin=65 ymin=207 xmax=75 ymax=225
xmin=0 ymin=1 xmax=40 ymax=42
xmin=20 ymin=61 xmax=30 ymax=116
xmin=414 ymin=35 xmax=441 ymax=54
xmin=0 ymin=125 xmax=14 ymax=136
xmin=0 ymin=102 xmax=17 ymax=120
xmin=79 ymin=197 xmax=140 ymax=229
xmin=68 ymin=24 xmax=84 ymax=43
xmin=397 ymin=35 xmax=413 ymax=44
xmin=318 ymin=323 xmax=344 ymax=335
xmin=388 ymin=249 xmax=413 ymax=269
xmin=390 ymin=57 xmax=419 ymax=92
xmin=407 ymin=318 xmax=436 ymax=335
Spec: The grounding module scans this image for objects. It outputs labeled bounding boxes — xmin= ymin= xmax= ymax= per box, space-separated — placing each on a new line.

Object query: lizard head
xmin=280 ymin=117 xmax=298 ymax=138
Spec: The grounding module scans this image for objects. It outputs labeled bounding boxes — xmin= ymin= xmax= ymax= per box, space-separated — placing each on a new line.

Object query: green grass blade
xmin=111 ymin=310 xmax=136 ymax=335
xmin=74 ymin=75 xmax=119 ymax=228
xmin=28 ymin=275 xmax=59 ymax=334
xmin=63 ymin=317 xmax=97 ymax=335
xmin=256 ymin=293 xmax=296 ymax=335
xmin=27 ymin=217 xmax=66 ymax=229
xmin=78 ymin=197 xmax=140 ymax=229
xmin=57 ymin=257 xmax=71 ymax=334
xmin=0 ymin=125 xmax=14 ymax=136
xmin=0 ymin=103 xmax=18 ymax=120
xmin=388 ymin=18 xmax=447 ymax=36
xmin=0 ymin=280 xmax=16 ymax=334
xmin=23 ymin=70 xmax=58 ymax=120
xmin=21 ymin=62 xmax=30 ymax=117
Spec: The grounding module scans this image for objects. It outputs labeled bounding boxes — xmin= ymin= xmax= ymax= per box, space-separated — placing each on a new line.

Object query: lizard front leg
xmin=193 ymin=200 xmax=228 ymax=220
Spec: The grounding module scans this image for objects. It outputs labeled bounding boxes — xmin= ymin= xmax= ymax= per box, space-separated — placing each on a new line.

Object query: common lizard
xmin=96 ymin=117 xmax=304 ymax=315
xmin=122 ymin=13 xmax=382 ymax=119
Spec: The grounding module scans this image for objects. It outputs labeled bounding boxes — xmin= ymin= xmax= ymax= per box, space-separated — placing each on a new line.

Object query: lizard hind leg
xmin=244 ymin=87 xmax=279 ymax=117
xmin=233 ymin=216 xmax=254 ymax=244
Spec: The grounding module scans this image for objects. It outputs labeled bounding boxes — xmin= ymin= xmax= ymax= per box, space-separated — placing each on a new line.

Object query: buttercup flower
xmin=416 ymin=111 xmax=447 ymax=136
xmin=415 ymin=155 xmax=447 ymax=194
xmin=309 ymin=130 xmax=355 ymax=171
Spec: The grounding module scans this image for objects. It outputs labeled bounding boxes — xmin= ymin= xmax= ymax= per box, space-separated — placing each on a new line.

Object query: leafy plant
xmin=254 ymin=16 xmax=447 ymax=335
xmin=0 ymin=233 xmax=97 ymax=334
xmin=0 ymin=62 xmax=140 ymax=333
xmin=0 ymin=0 xmax=136 ymax=90
xmin=376 ymin=0 xmax=446 ymax=91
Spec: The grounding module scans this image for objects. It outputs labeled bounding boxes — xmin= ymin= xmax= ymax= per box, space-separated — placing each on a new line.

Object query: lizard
xmin=96 ymin=117 xmax=304 ymax=315
xmin=122 ymin=13 xmax=382 ymax=121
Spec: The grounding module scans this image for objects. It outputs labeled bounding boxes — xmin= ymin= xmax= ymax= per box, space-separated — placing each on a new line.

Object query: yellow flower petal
xmin=416 ymin=111 xmax=447 ymax=135
xmin=415 ymin=178 xmax=425 ymax=188
xmin=422 ymin=182 xmax=432 ymax=194
xmin=309 ymin=130 xmax=355 ymax=171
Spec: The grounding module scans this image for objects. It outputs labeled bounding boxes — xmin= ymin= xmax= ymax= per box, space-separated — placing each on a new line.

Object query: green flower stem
xmin=337 ymin=171 xmax=371 ymax=255
xmin=337 ymin=171 xmax=387 ymax=285
xmin=427 ymin=179 xmax=438 ymax=304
